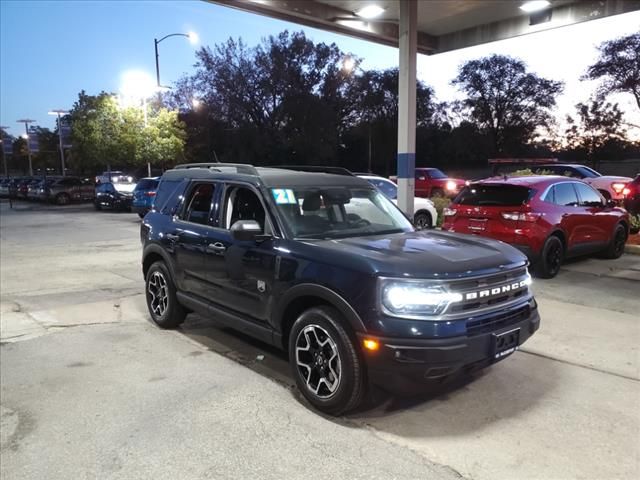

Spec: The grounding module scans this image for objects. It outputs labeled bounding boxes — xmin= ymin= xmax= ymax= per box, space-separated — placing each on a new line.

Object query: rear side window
xmin=550 ymin=183 xmax=579 ymax=207
xmin=135 ymin=179 xmax=159 ymax=191
xmin=154 ymin=179 xmax=183 ymax=213
xmin=454 ymin=185 xmax=532 ymax=206
xmin=182 ymin=183 xmax=216 ymax=225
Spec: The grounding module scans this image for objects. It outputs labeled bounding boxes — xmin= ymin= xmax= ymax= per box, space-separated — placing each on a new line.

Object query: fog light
xmin=363 ymin=339 xmax=379 ymax=351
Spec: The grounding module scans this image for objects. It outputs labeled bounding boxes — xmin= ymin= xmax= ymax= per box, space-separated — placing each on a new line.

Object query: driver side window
xmin=574 ymin=183 xmax=604 ymax=207
xmin=223 ymin=186 xmax=268 ymax=233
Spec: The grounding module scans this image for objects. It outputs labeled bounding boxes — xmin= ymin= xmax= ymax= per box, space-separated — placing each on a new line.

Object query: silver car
xmin=40 ymin=177 xmax=95 ymax=204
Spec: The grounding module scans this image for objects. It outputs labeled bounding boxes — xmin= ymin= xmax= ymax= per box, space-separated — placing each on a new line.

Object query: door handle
xmin=207 ymin=242 xmax=226 ymax=253
xmin=166 ymin=233 xmax=180 ymax=241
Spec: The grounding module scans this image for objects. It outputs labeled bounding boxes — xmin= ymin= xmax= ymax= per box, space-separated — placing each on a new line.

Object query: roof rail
xmin=173 ymin=162 xmax=259 ymax=175
xmin=271 ymin=165 xmax=354 ymax=176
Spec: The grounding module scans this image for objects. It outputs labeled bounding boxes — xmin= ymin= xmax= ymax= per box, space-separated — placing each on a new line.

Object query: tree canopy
xmin=584 ymin=33 xmax=640 ymax=111
xmin=452 ymin=54 xmax=564 ymax=155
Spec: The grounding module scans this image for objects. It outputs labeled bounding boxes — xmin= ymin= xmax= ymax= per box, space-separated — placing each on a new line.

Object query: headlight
xmin=446 ymin=180 xmax=457 ymax=191
xmin=611 ymin=182 xmax=626 ymax=194
xmin=380 ymin=279 xmax=463 ymax=318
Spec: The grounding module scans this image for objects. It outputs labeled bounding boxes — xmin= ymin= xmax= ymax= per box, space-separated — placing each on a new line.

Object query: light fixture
xmin=187 ymin=31 xmax=199 ymax=45
xmin=355 ymin=4 xmax=385 ymax=19
xmin=192 ymin=98 xmax=201 ymax=109
xmin=519 ymin=1 xmax=551 ymax=13
xmin=120 ymin=70 xmax=156 ymax=99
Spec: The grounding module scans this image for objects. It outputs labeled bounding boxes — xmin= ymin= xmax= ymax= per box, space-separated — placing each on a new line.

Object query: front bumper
xmin=359 ymin=304 xmax=540 ymax=393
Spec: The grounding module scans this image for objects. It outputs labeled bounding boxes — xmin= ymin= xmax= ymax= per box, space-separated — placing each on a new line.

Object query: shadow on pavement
xmin=176 ymin=312 xmax=556 ymax=429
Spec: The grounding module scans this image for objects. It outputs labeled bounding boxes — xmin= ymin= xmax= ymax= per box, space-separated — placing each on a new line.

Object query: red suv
xmin=442 ymin=176 xmax=629 ymax=278
xmin=404 ymin=168 xmax=466 ymax=198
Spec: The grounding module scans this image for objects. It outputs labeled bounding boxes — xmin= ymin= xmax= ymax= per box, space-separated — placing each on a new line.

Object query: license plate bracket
xmin=492 ymin=328 xmax=520 ymax=361
xmin=468 ymin=218 xmax=487 ymax=231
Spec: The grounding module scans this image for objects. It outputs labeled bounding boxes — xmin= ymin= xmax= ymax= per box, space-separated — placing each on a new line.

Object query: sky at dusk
xmin=1 ymin=1 xmax=639 ymax=138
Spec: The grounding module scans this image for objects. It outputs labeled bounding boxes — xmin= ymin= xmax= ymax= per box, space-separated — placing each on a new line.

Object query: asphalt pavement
xmin=1 ymin=200 xmax=639 ymax=480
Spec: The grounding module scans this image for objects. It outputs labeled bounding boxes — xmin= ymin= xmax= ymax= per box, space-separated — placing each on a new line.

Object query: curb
xmin=625 ymin=244 xmax=640 ymax=255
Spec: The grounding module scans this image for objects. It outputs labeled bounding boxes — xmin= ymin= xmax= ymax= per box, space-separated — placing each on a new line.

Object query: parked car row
xmin=0 ymin=176 xmax=95 ymax=204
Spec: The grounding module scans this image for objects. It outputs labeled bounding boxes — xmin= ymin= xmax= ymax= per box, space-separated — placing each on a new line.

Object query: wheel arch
xmin=142 ymin=244 xmax=175 ymax=280
xmin=273 ymin=284 xmax=367 ymax=350
xmin=414 ymin=208 xmax=435 ymax=227
xmin=548 ymin=228 xmax=567 ymax=252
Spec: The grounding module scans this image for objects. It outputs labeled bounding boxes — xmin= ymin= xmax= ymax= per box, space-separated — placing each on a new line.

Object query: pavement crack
xmin=519 ymin=349 xmax=639 ymax=382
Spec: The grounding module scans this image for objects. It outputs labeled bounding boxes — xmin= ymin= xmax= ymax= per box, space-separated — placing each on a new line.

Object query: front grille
xmin=446 ymin=267 xmax=530 ymax=315
xmin=466 ymin=304 xmax=530 ymax=335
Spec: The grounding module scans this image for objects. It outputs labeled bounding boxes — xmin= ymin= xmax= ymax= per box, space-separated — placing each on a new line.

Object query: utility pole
xmin=17 ymin=119 xmax=35 ymax=176
xmin=0 ymin=126 xmax=9 ymax=177
xmin=48 ymin=110 xmax=69 ymax=176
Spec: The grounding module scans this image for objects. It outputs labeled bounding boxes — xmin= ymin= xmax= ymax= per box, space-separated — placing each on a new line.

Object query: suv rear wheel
xmin=288 ymin=306 xmax=366 ymax=415
xmin=602 ymin=223 xmax=627 ymax=259
xmin=145 ymin=261 xmax=186 ymax=328
xmin=536 ymin=235 xmax=564 ymax=279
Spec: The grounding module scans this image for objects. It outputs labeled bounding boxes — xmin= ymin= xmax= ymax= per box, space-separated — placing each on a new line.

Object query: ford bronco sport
xmin=141 ymin=163 xmax=540 ymax=415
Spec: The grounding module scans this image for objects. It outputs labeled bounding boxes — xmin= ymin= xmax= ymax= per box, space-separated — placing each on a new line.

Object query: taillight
xmin=145 ymin=191 xmax=156 ymax=197
xmin=622 ymin=187 xmax=631 ymax=196
xmin=611 ymin=182 xmax=627 ymax=194
xmin=443 ymin=207 xmax=457 ymax=217
xmin=501 ymin=212 xmax=541 ymax=222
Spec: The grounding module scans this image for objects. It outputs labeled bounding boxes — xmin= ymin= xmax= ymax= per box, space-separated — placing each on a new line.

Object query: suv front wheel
xmin=288 ymin=306 xmax=366 ymax=415
xmin=145 ymin=261 xmax=186 ymax=328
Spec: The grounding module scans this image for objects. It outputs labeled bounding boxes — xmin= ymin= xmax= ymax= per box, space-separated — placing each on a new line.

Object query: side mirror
xmin=230 ymin=220 xmax=262 ymax=241
xmin=417 ymin=176 xmax=426 ymax=181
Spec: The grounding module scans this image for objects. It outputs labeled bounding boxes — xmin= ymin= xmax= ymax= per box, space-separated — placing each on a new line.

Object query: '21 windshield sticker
xmin=272 ymin=189 xmax=297 ymax=205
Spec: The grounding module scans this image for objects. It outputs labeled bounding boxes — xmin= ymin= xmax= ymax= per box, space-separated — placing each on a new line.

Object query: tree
xmin=584 ymin=33 xmax=640 ymax=111
xmin=452 ymin=54 xmax=563 ymax=155
xmin=68 ymin=91 xmax=186 ymax=174
xmin=136 ymin=109 xmax=186 ymax=169
xmin=176 ymin=31 xmax=355 ymax=165
xmin=565 ymin=100 xmax=627 ymax=164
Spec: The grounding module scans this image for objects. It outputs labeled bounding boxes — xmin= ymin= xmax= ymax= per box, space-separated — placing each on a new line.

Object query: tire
xmin=414 ymin=211 xmax=433 ymax=230
xmin=536 ymin=235 xmax=564 ymax=279
xmin=56 ymin=193 xmax=70 ymax=205
xmin=288 ymin=306 xmax=366 ymax=416
xmin=602 ymin=223 xmax=627 ymax=259
xmin=145 ymin=261 xmax=186 ymax=329
xmin=94 ymin=201 xmax=102 ymax=211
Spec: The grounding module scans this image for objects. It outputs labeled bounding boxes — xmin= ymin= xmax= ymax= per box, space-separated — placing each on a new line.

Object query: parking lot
xmin=1 ymin=201 xmax=639 ymax=480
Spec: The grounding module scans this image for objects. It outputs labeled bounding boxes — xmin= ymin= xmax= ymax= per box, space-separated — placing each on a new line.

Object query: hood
xmin=301 ymin=230 xmax=527 ymax=280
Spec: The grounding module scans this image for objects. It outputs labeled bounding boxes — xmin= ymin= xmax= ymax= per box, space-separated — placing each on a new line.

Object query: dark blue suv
xmin=141 ymin=163 xmax=540 ymax=415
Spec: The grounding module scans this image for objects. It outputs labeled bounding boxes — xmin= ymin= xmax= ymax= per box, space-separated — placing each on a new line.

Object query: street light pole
xmin=153 ymin=32 xmax=198 ymax=87
xmin=48 ymin=109 xmax=69 ymax=176
xmin=17 ymin=119 xmax=35 ymax=176
xmin=0 ymin=126 xmax=9 ymax=178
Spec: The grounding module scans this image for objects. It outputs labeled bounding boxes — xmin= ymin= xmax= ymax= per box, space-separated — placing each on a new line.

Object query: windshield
xmin=424 ymin=168 xmax=447 ymax=179
xmin=364 ymin=177 xmax=398 ymax=199
xmin=575 ymin=166 xmax=601 ymax=178
xmin=455 ymin=184 xmax=533 ymax=206
xmin=270 ymin=186 xmax=413 ymax=239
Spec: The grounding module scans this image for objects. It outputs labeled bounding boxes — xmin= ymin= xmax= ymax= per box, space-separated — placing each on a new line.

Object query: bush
xmin=430 ymin=196 xmax=452 ymax=228
xmin=630 ymin=214 xmax=640 ymax=234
